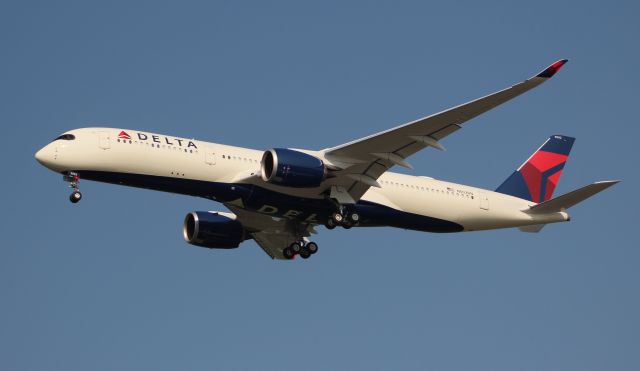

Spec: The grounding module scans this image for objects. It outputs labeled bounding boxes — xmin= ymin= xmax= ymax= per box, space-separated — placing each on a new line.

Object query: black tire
xmin=299 ymin=248 xmax=311 ymax=259
xmin=342 ymin=220 xmax=353 ymax=229
xmin=325 ymin=219 xmax=336 ymax=230
xmin=306 ymin=242 xmax=318 ymax=254
xmin=283 ymin=247 xmax=295 ymax=260
xmin=332 ymin=212 xmax=344 ymax=223
xmin=350 ymin=212 xmax=360 ymax=223
xmin=69 ymin=191 xmax=82 ymax=203
xmin=290 ymin=242 xmax=302 ymax=254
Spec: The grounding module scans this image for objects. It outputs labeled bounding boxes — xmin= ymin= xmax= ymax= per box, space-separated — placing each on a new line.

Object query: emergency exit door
xmin=479 ymin=192 xmax=489 ymax=210
xmin=98 ymin=131 xmax=111 ymax=149
xmin=205 ymin=146 xmax=216 ymax=165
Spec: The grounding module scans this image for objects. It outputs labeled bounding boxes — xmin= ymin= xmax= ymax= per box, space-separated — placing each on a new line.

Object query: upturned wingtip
xmin=537 ymin=59 xmax=569 ymax=78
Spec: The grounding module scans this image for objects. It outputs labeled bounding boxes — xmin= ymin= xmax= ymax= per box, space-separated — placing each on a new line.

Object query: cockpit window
xmin=52 ymin=134 xmax=75 ymax=142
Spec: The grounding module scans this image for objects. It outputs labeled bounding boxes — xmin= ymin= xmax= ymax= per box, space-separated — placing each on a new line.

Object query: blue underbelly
xmin=77 ymin=170 xmax=463 ymax=233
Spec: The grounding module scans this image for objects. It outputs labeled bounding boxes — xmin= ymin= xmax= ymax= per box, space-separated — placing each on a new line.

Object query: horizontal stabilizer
xmin=525 ymin=180 xmax=619 ymax=214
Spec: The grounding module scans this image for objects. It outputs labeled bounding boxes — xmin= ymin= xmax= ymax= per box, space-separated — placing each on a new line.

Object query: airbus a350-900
xmin=35 ymin=60 xmax=618 ymax=260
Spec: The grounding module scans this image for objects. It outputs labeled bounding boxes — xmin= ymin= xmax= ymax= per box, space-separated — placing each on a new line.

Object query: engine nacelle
xmin=261 ymin=148 xmax=326 ymax=188
xmin=183 ymin=211 xmax=246 ymax=249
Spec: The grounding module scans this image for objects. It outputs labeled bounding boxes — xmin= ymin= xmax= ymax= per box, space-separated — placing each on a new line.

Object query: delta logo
xmin=120 ymin=130 xmax=198 ymax=149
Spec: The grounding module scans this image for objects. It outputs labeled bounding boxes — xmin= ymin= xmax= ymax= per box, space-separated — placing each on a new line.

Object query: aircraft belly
xmin=241 ymin=185 xmax=462 ymax=232
xmin=75 ymin=170 xmax=463 ymax=233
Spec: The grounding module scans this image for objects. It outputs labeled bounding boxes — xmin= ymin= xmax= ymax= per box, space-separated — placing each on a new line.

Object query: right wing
xmin=321 ymin=59 xmax=569 ymax=202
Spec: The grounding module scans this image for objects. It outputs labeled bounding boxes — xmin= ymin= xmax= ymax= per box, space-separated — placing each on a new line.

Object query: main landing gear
xmin=283 ymin=240 xmax=319 ymax=260
xmin=325 ymin=207 xmax=360 ymax=230
xmin=64 ymin=172 xmax=82 ymax=203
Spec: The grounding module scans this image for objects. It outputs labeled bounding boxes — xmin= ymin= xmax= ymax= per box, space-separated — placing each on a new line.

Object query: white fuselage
xmin=35 ymin=128 xmax=569 ymax=231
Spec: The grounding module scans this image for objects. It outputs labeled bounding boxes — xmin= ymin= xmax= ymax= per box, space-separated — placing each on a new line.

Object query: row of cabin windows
xmin=116 ymin=138 xmax=197 ymax=154
xmin=379 ymin=180 xmax=474 ymax=199
xmin=117 ymin=138 xmax=258 ymax=161
xmin=221 ymin=154 xmax=259 ymax=163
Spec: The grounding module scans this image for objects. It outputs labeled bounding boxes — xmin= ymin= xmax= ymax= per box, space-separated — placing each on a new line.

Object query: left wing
xmin=226 ymin=204 xmax=316 ymax=260
xmin=322 ymin=59 xmax=569 ymax=202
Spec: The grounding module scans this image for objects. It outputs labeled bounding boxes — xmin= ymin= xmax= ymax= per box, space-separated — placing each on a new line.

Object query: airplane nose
xmin=35 ymin=145 xmax=54 ymax=167
xmin=35 ymin=148 xmax=45 ymax=163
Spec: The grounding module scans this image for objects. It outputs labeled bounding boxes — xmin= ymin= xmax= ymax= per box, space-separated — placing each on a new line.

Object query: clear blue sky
xmin=1 ymin=1 xmax=638 ymax=370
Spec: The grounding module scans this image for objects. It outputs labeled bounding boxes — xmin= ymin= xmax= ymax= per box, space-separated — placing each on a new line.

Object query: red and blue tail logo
xmin=496 ymin=135 xmax=575 ymax=203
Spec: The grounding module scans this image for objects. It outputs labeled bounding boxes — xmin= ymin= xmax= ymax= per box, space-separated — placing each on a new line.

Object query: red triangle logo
xmin=118 ymin=131 xmax=131 ymax=140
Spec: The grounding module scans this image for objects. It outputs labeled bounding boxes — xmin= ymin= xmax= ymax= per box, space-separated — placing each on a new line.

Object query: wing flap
xmin=251 ymin=231 xmax=297 ymax=260
xmin=519 ymin=224 xmax=546 ymax=233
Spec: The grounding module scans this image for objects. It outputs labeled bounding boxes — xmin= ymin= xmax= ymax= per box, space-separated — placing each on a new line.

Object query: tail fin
xmin=496 ymin=135 xmax=575 ymax=203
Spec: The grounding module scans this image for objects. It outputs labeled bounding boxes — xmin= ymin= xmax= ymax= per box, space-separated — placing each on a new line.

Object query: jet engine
xmin=261 ymin=148 xmax=326 ymax=188
xmin=183 ymin=211 xmax=247 ymax=249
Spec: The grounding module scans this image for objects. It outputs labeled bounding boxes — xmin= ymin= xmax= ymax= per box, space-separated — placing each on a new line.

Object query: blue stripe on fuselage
xmin=76 ymin=170 xmax=463 ymax=233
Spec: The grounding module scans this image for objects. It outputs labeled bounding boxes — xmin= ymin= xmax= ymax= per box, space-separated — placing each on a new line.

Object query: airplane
xmin=34 ymin=59 xmax=619 ymax=260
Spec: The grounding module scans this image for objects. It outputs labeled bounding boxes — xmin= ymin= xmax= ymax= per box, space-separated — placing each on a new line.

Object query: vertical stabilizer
xmin=496 ymin=135 xmax=575 ymax=203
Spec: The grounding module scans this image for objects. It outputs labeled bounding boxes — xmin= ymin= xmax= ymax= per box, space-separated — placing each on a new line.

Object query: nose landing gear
xmin=64 ymin=172 xmax=82 ymax=203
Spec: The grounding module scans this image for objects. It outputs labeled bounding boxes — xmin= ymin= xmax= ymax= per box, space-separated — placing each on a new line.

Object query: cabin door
xmin=205 ymin=146 xmax=216 ymax=165
xmin=479 ymin=192 xmax=490 ymax=210
xmin=98 ymin=131 xmax=111 ymax=150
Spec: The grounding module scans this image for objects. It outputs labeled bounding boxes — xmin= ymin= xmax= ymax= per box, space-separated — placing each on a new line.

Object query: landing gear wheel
xmin=332 ymin=212 xmax=344 ymax=224
xmin=306 ymin=242 xmax=318 ymax=255
xmin=290 ymin=242 xmax=302 ymax=254
xmin=329 ymin=203 xmax=359 ymax=228
xmin=69 ymin=191 xmax=82 ymax=203
xmin=299 ymin=248 xmax=311 ymax=259
xmin=325 ymin=219 xmax=337 ymax=230
xmin=283 ymin=247 xmax=295 ymax=260
xmin=350 ymin=212 xmax=360 ymax=223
